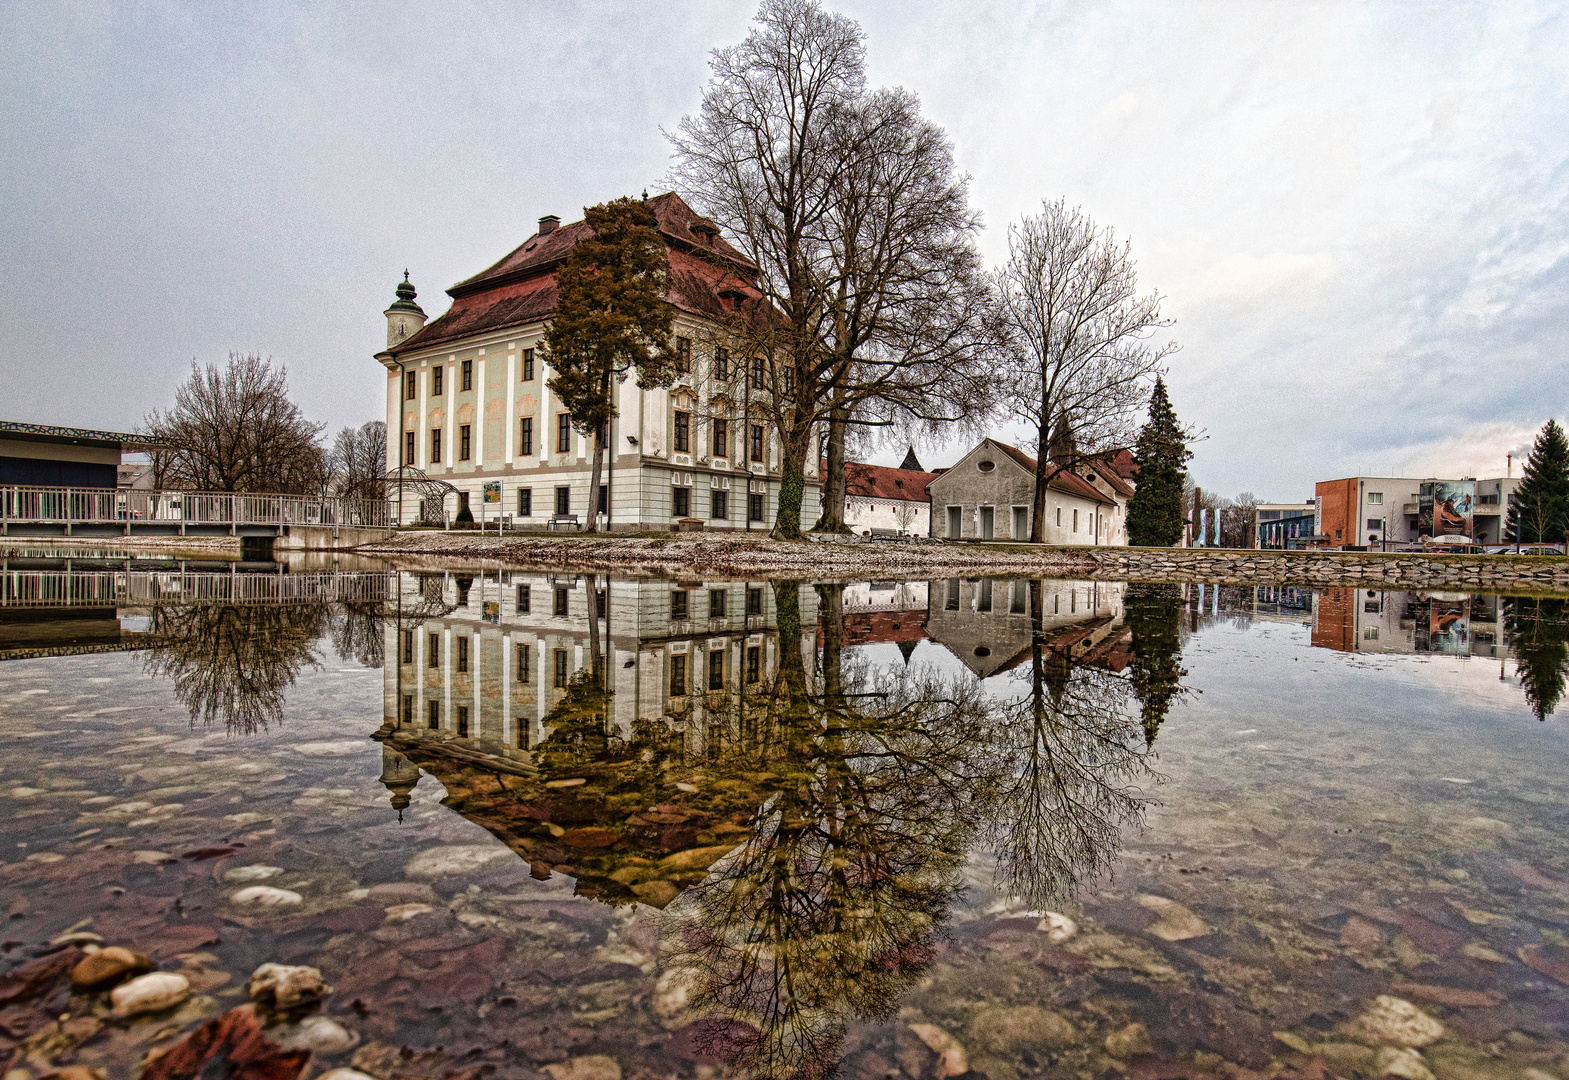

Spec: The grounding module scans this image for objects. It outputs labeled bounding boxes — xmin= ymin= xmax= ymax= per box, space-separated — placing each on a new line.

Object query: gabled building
xmin=838 ymin=459 xmax=938 ymax=537
xmin=377 ymin=193 xmax=819 ymax=531
xmin=925 ymin=438 xmax=1126 ymax=544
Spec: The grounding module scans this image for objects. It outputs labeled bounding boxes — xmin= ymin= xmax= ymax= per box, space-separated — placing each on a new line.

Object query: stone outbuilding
xmin=927 ymin=438 xmax=1126 ymax=544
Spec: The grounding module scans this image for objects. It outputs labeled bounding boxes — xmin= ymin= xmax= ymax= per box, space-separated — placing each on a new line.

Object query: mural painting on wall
xmin=1417 ymin=594 xmax=1471 ymax=654
xmin=1418 ymin=481 xmax=1474 ymax=539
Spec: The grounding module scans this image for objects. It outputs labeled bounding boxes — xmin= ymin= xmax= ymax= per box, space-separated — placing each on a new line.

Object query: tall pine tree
xmin=1126 ymin=377 xmax=1190 ymax=546
xmin=544 ymin=197 xmax=679 ymax=532
xmin=1507 ymin=419 xmax=1569 ymax=545
xmin=1506 ymin=596 xmax=1569 ymax=720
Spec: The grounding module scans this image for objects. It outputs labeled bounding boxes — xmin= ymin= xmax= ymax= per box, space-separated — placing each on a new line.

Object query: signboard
xmin=482 ymin=481 xmax=501 ymax=504
xmin=1418 ymin=481 xmax=1474 ymax=539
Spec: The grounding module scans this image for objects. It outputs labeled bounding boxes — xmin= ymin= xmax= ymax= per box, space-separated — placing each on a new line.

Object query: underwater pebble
xmin=1373 ymin=1047 xmax=1434 ymax=1080
xmin=25 ymin=852 xmax=65 ymax=863
xmin=404 ymin=844 xmax=510 ymax=878
xmin=651 ymin=969 xmax=692 ymax=1022
xmin=72 ymin=946 xmax=154 ymax=989
xmin=272 ymin=1015 xmax=359 ymax=1054
xmin=247 ymin=963 xmax=332 ymax=1008
xmin=543 ymin=1056 xmax=622 ymax=1080
xmin=383 ymin=903 xmax=435 ymax=922
xmin=1137 ymin=894 xmax=1210 ymax=941
xmin=132 ymin=850 xmax=175 ymax=864
xmin=1343 ymin=996 xmax=1445 ymax=1047
xmin=1105 ymin=1022 xmax=1154 ymax=1058
xmin=908 ymin=1023 xmax=968 ymax=1079
xmin=543 ymin=778 xmax=587 ymax=789
xmin=223 ymin=865 xmax=284 ymax=883
xmin=1460 ymin=941 xmax=1509 ymax=963
xmin=291 ymin=741 xmax=367 ymax=757
xmin=231 ymin=886 xmax=303 ymax=906
xmin=1037 ymin=911 xmax=1077 ymax=942
xmin=317 ymin=1071 xmax=380 ymax=1080
xmin=110 ymin=971 xmax=191 ymax=1017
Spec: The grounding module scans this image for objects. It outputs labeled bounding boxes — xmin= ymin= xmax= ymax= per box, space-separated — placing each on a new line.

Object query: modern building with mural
xmin=1314 ymin=474 xmax=1520 ymax=547
xmin=376 ymin=194 xmax=819 ymax=531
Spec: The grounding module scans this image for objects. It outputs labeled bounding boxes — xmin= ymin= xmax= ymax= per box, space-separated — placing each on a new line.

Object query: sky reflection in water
xmin=1 ymin=563 xmax=1567 ymax=1080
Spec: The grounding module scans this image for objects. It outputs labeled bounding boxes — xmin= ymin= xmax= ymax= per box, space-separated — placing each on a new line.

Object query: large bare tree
xmin=329 ymin=420 xmax=387 ymax=501
xmin=669 ymin=0 xmax=993 ymax=537
xmin=143 ymin=352 xmax=326 ymax=493
xmin=995 ymin=200 xmax=1175 ymax=542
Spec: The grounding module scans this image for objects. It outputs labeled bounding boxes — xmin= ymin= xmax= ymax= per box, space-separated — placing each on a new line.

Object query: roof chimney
xmin=538 ymin=214 xmax=560 ymax=235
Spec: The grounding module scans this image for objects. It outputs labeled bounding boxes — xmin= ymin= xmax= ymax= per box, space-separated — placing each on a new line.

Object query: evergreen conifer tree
xmin=1506 ymin=596 xmax=1569 ymax=720
xmin=1126 ymin=377 xmax=1190 ymax=546
xmin=1124 ymin=583 xmax=1187 ymax=745
xmin=1507 ymin=419 xmax=1569 ymax=545
xmin=544 ymin=197 xmax=679 ymax=531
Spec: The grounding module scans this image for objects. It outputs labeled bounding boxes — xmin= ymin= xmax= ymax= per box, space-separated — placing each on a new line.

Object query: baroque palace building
xmin=377 ymin=193 xmax=819 ymax=530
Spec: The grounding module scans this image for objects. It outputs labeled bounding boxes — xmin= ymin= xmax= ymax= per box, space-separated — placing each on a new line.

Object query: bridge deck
xmin=1 ymin=485 xmax=394 ymax=537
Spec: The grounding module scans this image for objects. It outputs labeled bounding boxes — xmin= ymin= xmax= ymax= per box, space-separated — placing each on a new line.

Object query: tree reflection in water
xmin=1506 ymin=595 xmax=1569 ymax=720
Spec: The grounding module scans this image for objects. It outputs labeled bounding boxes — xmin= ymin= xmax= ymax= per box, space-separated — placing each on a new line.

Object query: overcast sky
xmin=2 ymin=1 xmax=1565 ymax=498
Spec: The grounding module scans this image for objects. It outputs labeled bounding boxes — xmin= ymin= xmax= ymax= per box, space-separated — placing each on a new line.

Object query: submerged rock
xmin=403 ymin=845 xmax=509 ymax=879
xmin=223 ymin=865 xmax=284 ymax=883
xmin=908 ymin=1023 xmax=968 ymax=1079
xmin=272 ymin=1015 xmax=359 ymax=1054
xmin=1137 ymin=894 xmax=1210 ymax=941
xmin=542 ymin=1055 xmax=622 ymax=1080
xmin=1105 ymin=1022 xmax=1155 ymax=1058
xmin=1037 ymin=911 xmax=1077 ymax=942
xmin=1343 ymin=996 xmax=1445 ymax=1047
xmin=231 ymin=886 xmax=303 ymax=906
xmin=1374 ymin=1046 xmax=1435 ymax=1080
xmin=632 ymin=880 xmax=680 ymax=907
xmin=317 ymin=1072 xmax=379 ymax=1080
xmin=109 ymin=971 xmax=191 ymax=1017
xmin=71 ymin=945 xmax=154 ymax=989
xmin=247 ymin=963 xmax=332 ymax=1009
xmin=651 ymin=968 xmax=693 ymax=1023
xmin=967 ymin=1005 xmax=1076 ymax=1054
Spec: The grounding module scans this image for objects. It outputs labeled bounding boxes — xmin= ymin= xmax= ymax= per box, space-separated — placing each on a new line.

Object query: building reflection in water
xmin=375 ymin=572 xmax=1179 ymax=1080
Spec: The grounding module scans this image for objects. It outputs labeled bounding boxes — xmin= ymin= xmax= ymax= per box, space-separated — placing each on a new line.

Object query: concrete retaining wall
xmin=274 ymin=524 xmax=395 ymax=551
xmin=1075 ymin=547 xmax=1569 ymax=592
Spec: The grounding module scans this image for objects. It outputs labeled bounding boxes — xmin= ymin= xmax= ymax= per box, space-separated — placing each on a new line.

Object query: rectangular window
xmin=782 ymin=363 xmax=793 ymax=392
xmin=517 ymin=723 xmax=530 ymax=749
xmin=1364 ymin=599 xmax=1382 ymax=613
xmin=671 ymin=591 xmax=689 ymax=620
xmin=554 ymin=649 xmax=569 ymax=688
xmin=1367 ymin=492 xmax=1383 ymax=505
xmin=554 ymin=586 xmax=569 ymax=616
xmin=978 ymin=579 xmax=993 ymax=613
xmin=522 ymin=348 xmax=535 ymax=381
xmin=405 ymin=370 xmax=417 ymax=400
xmin=517 ymin=584 xmax=531 ymax=612
xmin=1072 ymin=508 xmax=1079 ymax=533
xmin=746 ymin=646 xmax=761 ymax=683
xmin=715 ymin=347 xmax=729 ymax=379
xmin=555 ymin=486 xmax=570 ymax=516
xmin=750 ymin=425 xmax=764 ymax=462
xmin=517 ymin=488 xmax=532 ymax=517
xmin=404 ymin=431 xmax=415 ymax=466
xmin=595 ymin=589 xmax=606 ymax=617
xmin=712 ymin=490 xmax=728 ymax=519
xmin=673 ymin=486 xmax=691 ymax=517
xmin=428 ymin=699 xmax=440 ymax=729
xmin=401 ymin=630 xmax=413 ymax=664
xmin=674 ymin=411 xmax=690 ymax=452
xmin=710 ymin=589 xmax=727 ymax=618
xmin=598 ymin=484 xmax=608 ymax=514
xmin=746 ymin=587 xmax=763 ymax=615
xmin=750 ymin=356 xmax=765 ymax=390
xmin=946 ymin=579 xmax=960 ymax=611
xmin=675 ymin=336 xmax=692 ymax=373
xmin=749 ymin=492 xmax=764 ymax=521
xmin=713 ymin=418 xmax=728 ymax=457
xmin=461 ymin=359 xmax=473 ymax=391
xmin=432 ymin=366 xmax=443 ymax=396
xmin=401 ymin=695 xmax=413 ymax=724
xmin=1010 ymin=581 xmax=1027 ymax=614
xmin=519 ymin=417 xmax=533 ymax=456
xmin=709 ymin=650 xmax=725 ymax=691
xmin=456 ymin=705 xmax=469 ymax=738
xmin=670 ymin=654 xmax=687 ymax=696
xmin=428 ymin=633 xmax=440 ymax=667
xmin=1363 ymin=627 xmax=1379 ymax=640
xmin=1056 ymin=506 xmax=1062 ymax=527
xmin=456 ymin=636 xmax=469 ymax=673
xmin=430 ymin=429 xmax=442 ymax=463
xmin=1366 ymin=518 xmax=1383 ymax=531
xmin=459 ymin=425 xmax=472 ymax=461
xmin=557 ymin=413 xmax=572 ymax=454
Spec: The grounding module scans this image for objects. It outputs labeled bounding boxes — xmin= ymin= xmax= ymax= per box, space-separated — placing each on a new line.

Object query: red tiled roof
xmin=1079 ymin=462 xmax=1135 ymax=499
xmin=987 ymin=441 xmax=1114 ymax=507
xmin=842 ymin=461 xmax=938 ymax=503
xmin=389 ymin=192 xmax=762 ymax=356
xmin=1104 ymin=448 xmax=1138 ymax=480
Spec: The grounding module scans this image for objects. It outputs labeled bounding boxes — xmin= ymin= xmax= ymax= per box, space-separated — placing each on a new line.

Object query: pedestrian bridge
xmin=0 ymin=485 xmax=395 ymax=538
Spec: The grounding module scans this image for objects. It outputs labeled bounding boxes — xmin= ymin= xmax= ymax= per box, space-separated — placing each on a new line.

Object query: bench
xmin=547 ymin=514 xmax=579 ymax=532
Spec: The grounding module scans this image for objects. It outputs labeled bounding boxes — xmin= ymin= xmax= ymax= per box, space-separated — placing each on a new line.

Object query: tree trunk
xmin=772 ymin=416 xmax=814 ymax=540
xmin=813 ymin=402 xmax=850 ymax=533
xmin=817 ymin=583 xmax=844 ymax=703
xmin=581 ymin=371 xmax=612 ymax=533
xmin=1030 ymin=400 xmax=1052 ymax=543
xmin=586 ymin=572 xmax=601 ymax=686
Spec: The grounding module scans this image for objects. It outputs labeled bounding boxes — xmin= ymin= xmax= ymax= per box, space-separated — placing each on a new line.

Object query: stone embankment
xmin=358 ymin=532 xmax=1569 ymax=591
xmin=1077 ymin=546 xmax=1569 ymax=592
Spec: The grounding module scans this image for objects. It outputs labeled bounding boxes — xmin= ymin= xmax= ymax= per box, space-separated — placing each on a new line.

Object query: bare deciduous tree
xmin=670 ymin=0 xmax=993 ymax=537
xmin=329 ymin=420 xmax=387 ymax=501
xmin=995 ymin=200 xmax=1175 ymax=542
xmin=142 ymin=352 xmax=326 ymax=494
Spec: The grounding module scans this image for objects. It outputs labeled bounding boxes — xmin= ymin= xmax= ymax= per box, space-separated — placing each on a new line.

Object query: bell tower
xmin=384 ymin=270 xmax=427 ymax=348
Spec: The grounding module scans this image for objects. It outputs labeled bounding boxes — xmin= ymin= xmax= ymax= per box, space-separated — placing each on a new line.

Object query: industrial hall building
xmin=376 ymin=193 xmax=819 ymax=531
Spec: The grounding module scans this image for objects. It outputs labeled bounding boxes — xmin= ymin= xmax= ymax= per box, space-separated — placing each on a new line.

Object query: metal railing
xmin=0 ymin=569 xmax=396 ymax=609
xmin=0 ymin=486 xmax=395 ymax=529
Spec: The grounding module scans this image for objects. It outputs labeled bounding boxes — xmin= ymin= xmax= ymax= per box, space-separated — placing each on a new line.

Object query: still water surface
xmin=2 ymin=560 xmax=1568 ymax=1080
